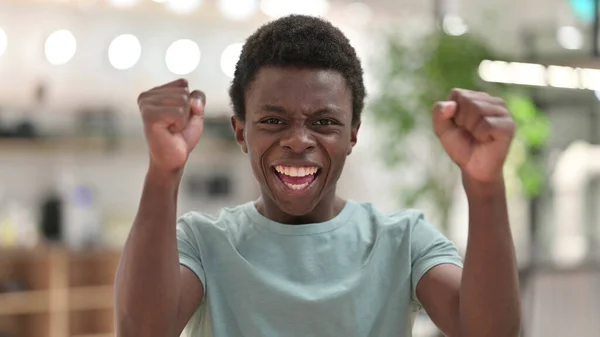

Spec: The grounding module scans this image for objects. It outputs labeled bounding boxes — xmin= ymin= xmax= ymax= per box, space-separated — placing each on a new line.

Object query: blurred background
xmin=0 ymin=0 xmax=599 ymax=336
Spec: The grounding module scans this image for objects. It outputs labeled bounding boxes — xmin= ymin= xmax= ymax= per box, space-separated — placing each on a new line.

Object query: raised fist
xmin=433 ymin=89 xmax=515 ymax=183
xmin=138 ymin=79 xmax=205 ymax=173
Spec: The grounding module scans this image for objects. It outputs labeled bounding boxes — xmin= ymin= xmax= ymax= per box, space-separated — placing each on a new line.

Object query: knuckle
xmin=177 ymin=78 xmax=188 ymax=86
xmin=161 ymin=94 xmax=187 ymax=107
xmin=137 ymin=91 xmax=149 ymax=104
xmin=178 ymin=94 xmax=190 ymax=104
xmin=472 ymin=100 xmax=484 ymax=110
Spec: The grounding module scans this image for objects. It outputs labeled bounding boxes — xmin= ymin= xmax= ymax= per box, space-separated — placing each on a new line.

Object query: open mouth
xmin=273 ymin=165 xmax=321 ymax=192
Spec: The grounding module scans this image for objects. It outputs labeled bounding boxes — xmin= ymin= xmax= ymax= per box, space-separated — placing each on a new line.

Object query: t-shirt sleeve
xmin=176 ymin=213 xmax=207 ymax=292
xmin=409 ymin=211 xmax=463 ymax=307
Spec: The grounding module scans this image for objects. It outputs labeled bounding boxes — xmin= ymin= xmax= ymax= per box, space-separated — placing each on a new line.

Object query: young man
xmin=115 ymin=15 xmax=521 ymax=337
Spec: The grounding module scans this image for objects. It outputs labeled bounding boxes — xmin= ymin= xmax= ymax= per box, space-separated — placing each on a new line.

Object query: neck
xmin=256 ymin=190 xmax=346 ymax=225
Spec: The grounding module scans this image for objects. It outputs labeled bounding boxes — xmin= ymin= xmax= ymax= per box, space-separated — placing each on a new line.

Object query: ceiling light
xmin=108 ymin=34 xmax=142 ymax=70
xmin=260 ymin=0 xmax=329 ymax=18
xmin=221 ymin=42 xmax=244 ymax=78
xmin=165 ymin=0 xmax=203 ymax=15
xmin=165 ymin=39 xmax=201 ymax=75
xmin=442 ymin=15 xmax=468 ymax=36
xmin=45 ymin=30 xmax=77 ymax=65
xmin=218 ymin=0 xmax=258 ymax=20
xmin=557 ymin=26 xmax=583 ymax=50
xmin=107 ymin=0 xmax=142 ymax=9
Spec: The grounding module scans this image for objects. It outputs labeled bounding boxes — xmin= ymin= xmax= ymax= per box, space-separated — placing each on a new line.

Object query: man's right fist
xmin=138 ymin=78 xmax=205 ymax=173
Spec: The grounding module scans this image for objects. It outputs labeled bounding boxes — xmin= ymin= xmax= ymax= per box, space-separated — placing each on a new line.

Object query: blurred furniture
xmin=524 ymin=263 xmax=600 ymax=337
xmin=0 ymin=246 xmax=120 ymax=337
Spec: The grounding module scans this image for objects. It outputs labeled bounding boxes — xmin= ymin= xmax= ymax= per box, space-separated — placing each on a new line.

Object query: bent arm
xmin=417 ymin=178 xmax=521 ymax=337
xmin=114 ymin=168 xmax=203 ymax=337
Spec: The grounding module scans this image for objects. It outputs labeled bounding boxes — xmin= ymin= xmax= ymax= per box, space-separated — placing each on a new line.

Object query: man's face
xmin=232 ymin=67 xmax=359 ymax=217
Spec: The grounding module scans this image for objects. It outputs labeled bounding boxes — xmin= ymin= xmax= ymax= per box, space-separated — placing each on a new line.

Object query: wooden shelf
xmin=0 ymin=247 xmax=120 ymax=337
xmin=0 ymin=134 xmax=236 ymax=156
xmin=0 ymin=290 xmax=50 ymax=315
xmin=69 ymin=286 xmax=114 ymax=311
xmin=0 ymin=285 xmax=116 ymax=314
xmin=0 ymin=137 xmax=147 ymax=155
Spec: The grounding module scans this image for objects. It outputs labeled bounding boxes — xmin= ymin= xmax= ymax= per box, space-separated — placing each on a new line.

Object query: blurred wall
xmin=0 ymin=0 xmax=579 ymax=115
xmin=0 ymin=0 xmax=556 ymax=246
xmin=0 ymin=0 xmax=595 ymax=242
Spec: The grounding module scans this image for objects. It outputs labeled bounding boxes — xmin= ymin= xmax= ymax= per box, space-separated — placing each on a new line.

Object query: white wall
xmin=0 ymin=139 xmax=258 ymax=247
xmin=0 ymin=0 xmax=578 ymax=244
xmin=0 ymin=0 xmax=541 ymax=241
xmin=0 ymin=0 xmax=575 ymax=114
xmin=0 ymin=1 xmax=255 ymax=119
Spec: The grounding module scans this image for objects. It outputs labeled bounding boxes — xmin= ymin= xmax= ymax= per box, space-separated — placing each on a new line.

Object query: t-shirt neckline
xmin=243 ymin=200 xmax=357 ymax=236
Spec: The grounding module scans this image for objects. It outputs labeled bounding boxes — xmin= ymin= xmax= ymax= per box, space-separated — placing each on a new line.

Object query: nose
xmin=279 ymin=125 xmax=316 ymax=153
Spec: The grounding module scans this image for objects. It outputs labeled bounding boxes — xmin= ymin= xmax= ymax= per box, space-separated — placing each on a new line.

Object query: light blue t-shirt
xmin=177 ymin=200 xmax=463 ymax=337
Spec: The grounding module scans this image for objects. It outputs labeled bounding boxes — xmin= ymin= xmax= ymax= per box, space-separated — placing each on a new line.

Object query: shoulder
xmin=348 ymin=201 xmax=436 ymax=248
xmin=177 ymin=203 xmax=252 ymax=237
xmin=350 ymin=201 xmax=426 ymax=230
xmin=386 ymin=208 xmax=427 ymax=228
xmin=381 ymin=206 xmax=442 ymax=241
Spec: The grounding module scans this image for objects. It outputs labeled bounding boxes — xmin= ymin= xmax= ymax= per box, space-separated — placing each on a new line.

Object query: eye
xmin=261 ymin=118 xmax=284 ymax=125
xmin=314 ymin=119 xmax=336 ymax=126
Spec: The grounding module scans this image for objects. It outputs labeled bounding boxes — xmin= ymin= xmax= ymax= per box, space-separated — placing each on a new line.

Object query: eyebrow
xmin=313 ymin=107 xmax=341 ymax=117
xmin=261 ymin=104 xmax=287 ymax=115
xmin=260 ymin=104 xmax=342 ymax=116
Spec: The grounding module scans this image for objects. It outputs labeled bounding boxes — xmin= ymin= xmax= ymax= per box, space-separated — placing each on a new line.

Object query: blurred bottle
xmin=39 ymin=188 xmax=63 ymax=242
xmin=58 ymin=169 xmax=102 ymax=249
xmin=0 ymin=192 xmax=17 ymax=248
xmin=0 ymin=192 xmax=39 ymax=249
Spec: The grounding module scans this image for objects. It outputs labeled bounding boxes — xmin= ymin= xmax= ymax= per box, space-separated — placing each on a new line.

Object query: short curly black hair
xmin=229 ymin=15 xmax=365 ymax=125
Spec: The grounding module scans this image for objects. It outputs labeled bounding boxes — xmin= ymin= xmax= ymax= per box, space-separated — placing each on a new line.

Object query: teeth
xmin=284 ymin=182 xmax=310 ymax=190
xmin=275 ymin=165 xmax=318 ymax=177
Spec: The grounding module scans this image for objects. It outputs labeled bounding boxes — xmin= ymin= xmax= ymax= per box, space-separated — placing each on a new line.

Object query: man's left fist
xmin=433 ymin=89 xmax=516 ymax=183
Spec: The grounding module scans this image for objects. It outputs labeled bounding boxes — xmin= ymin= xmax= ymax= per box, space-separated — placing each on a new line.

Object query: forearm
xmin=459 ymin=177 xmax=521 ymax=337
xmin=114 ymin=167 xmax=183 ymax=337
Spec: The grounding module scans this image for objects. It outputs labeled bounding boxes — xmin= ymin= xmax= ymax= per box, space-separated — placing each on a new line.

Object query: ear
xmin=231 ymin=116 xmax=248 ymax=153
xmin=347 ymin=122 xmax=360 ymax=155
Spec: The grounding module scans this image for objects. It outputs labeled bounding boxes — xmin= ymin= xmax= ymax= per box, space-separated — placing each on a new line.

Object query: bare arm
xmin=421 ymin=89 xmax=521 ymax=336
xmin=114 ymin=79 xmax=207 ymax=337
xmin=417 ymin=179 xmax=521 ymax=337
xmin=114 ymin=168 xmax=204 ymax=337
